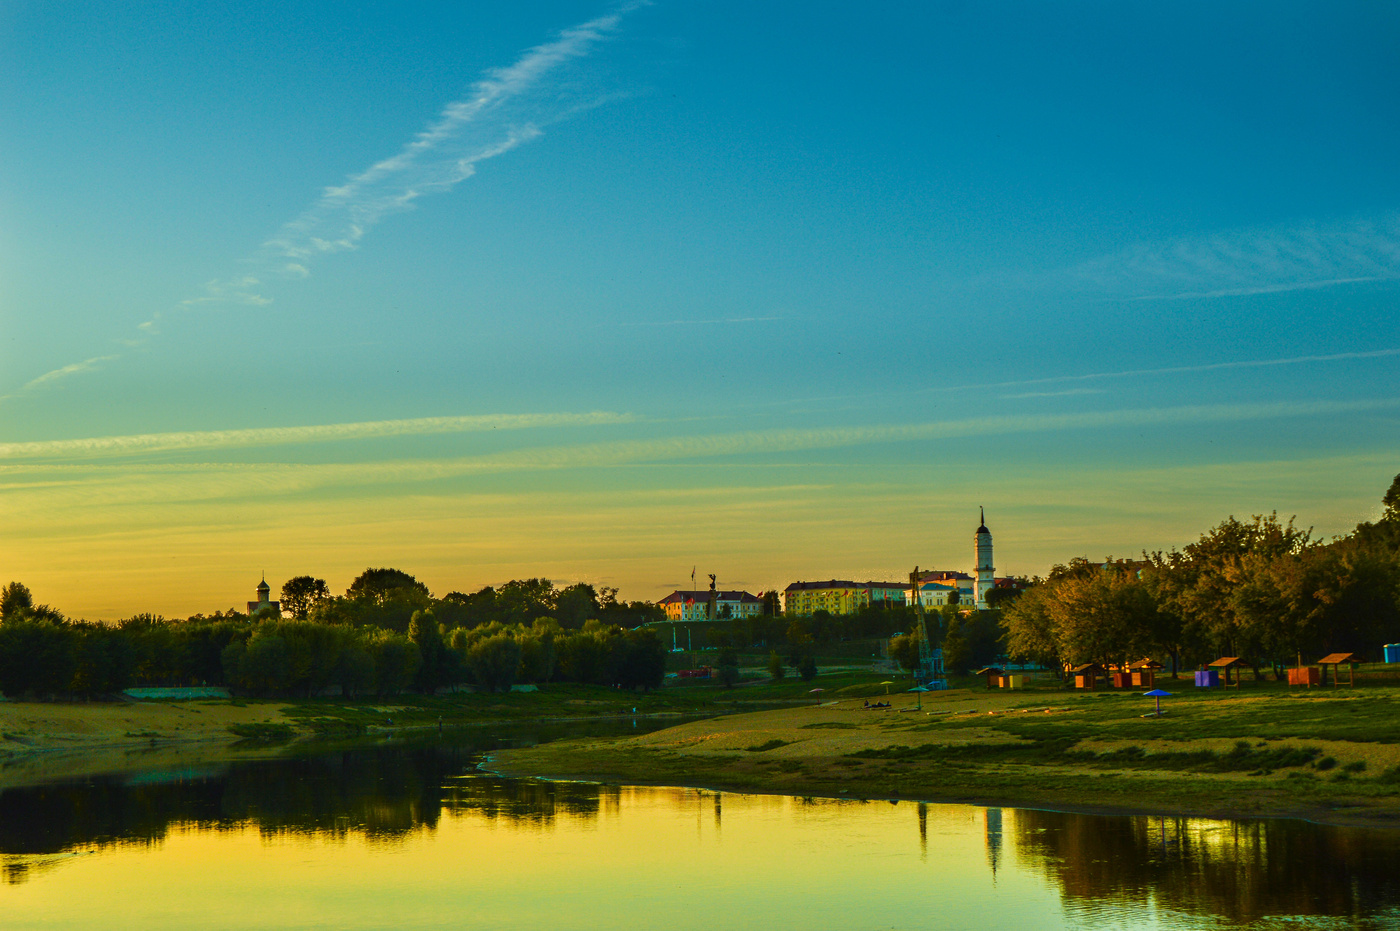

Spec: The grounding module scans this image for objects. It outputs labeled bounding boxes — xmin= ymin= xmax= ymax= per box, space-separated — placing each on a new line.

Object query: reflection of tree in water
xmin=0 ymin=720 xmax=673 ymax=883
xmin=443 ymin=775 xmax=617 ymax=827
xmin=1012 ymin=809 xmax=1400 ymax=925
xmin=0 ymin=744 xmax=475 ymax=883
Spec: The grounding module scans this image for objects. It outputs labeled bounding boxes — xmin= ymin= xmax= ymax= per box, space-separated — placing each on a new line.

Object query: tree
xmin=465 ymin=634 xmax=521 ymax=693
xmin=616 ymin=628 xmax=666 ymax=691
xmin=1383 ymin=473 xmax=1400 ymax=522
xmin=554 ymin=583 xmax=599 ymax=628
xmin=347 ymin=568 xmax=430 ymax=605
xmin=888 ymin=633 xmax=920 ymax=674
xmin=1047 ymin=568 xmax=1157 ymax=669
xmin=281 ymin=576 xmax=330 ymax=620
xmin=0 ymin=582 xmax=33 ymax=621
xmin=1002 ymin=584 xmax=1061 ymax=672
xmin=408 ymin=609 xmax=447 ymax=693
xmin=798 ymin=655 xmax=818 ymax=682
xmin=767 ymin=651 xmax=786 ymax=680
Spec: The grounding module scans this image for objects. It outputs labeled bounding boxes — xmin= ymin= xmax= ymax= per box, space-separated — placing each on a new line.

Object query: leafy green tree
xmin=408 ymin=609 xmax=447 ymax=693
xmin=516 ymin=619 xmax=558 ymax=683
xmin=767 ymin=651 xmax=786 ymax=679
xmin=281 ymin=576 xmax=330 ymax=620
xmin=223 ymin=631 xmax=290 ymax=695
xmin=368 ymin=630 xmax=421 ymax=696
xmin=70 ymin=622 xmax=135 ymax=695
xmin=554 ymin=583 xmax=599 ymax=628
xmin=798 ymin=655 xmax=818 ymax=682
xmin=347 ymin=568 xmax=430 ymax=605
xmin=1002 ymin=583 xmax=1061 ymax=672
xmin=465 ymin=634 xmax=521 ymax=693
xmin=1046 ymin=567 xmax=1157 ymax=669
xmin=0 ymin=582 xmax=34 ymax=621
xmin=0 ymin=618 xmax=76 ymax=696
xmin=616 ymin=628 xmax=666 ymax=691
xmin=888 ymin=632 xmax=920 ymax=674
xmin=334 ymin=646 xmax=376 ymax=698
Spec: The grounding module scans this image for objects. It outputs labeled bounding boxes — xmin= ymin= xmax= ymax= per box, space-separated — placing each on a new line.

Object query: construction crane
xmin=910 ymin=566 xmax=948 ymax=691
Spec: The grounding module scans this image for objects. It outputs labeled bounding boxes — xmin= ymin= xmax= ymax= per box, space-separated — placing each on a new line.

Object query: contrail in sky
xmin=6 ymin=4 xmax=644 ymax=400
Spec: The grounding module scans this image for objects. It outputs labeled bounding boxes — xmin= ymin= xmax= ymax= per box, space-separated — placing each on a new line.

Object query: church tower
xmin=974 ymin=508 xmax=994 ymax=609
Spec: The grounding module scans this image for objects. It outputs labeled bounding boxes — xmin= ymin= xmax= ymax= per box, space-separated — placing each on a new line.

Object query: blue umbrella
xmin=1144 ymin=689 xmax=1171 ymax=717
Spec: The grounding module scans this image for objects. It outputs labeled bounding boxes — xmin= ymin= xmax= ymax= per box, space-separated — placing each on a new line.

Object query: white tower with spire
xmin=974 ymin=508 xmax=994 ymax=609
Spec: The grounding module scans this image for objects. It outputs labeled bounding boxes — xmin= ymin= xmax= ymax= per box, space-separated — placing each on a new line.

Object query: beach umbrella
xmin=881 ymin=680 xmax=894 ymax=694
xmin=908 ymin=684 xmax=930 ymax=710
xmin=1144 ymin=689 xmax=1171 ymax=717
xmin=808 ymin=688 xmax=824 ymax=693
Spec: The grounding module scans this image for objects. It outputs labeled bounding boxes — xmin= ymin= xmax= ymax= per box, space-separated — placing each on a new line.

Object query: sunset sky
xmin=3 ymin=2 xmax=1398 ymax=619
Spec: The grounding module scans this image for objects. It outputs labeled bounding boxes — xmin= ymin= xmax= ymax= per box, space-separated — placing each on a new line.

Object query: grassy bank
xmin=487 ymin=678 xmax=1400 ymax=828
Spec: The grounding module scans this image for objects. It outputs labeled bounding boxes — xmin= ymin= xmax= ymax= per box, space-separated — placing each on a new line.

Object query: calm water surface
xmin=2 ymin=723 xmax=1398 ymax=930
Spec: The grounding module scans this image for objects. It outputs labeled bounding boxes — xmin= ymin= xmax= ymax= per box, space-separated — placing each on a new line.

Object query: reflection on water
xmin=1014 ymin=808 xmax=1400 ymax=927
xmin=1 ymin=726 xmax=1399 ymax=929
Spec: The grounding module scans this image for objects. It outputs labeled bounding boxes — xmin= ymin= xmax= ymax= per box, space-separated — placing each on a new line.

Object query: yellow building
xmin=782 ymin=580 xmax=906 ymax=616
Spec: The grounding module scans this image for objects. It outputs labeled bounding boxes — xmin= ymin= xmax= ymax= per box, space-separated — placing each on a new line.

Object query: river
xmin=2 ymin=723 xmax=1398 ymax=930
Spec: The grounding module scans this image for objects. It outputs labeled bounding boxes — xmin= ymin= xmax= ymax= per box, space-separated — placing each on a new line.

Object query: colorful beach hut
xmin=1129 ymin=658 xmax=1164 ymax=688
xmin=1070 ymin=663 xmax=1104 ymax=690
xmin=973 ymin=667 xmax=1005 ymax=689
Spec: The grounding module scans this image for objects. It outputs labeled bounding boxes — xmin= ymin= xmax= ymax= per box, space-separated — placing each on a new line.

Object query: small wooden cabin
xmin=1129 ymin=658 xmax=1164 ymax=688
xmin=973 ymin=667 xmax=1004 ymax=689
xmin=1070 ymin=663 xmax=1105 ymax=690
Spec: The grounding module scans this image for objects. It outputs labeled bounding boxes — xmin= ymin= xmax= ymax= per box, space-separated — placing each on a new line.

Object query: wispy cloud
xmin=978 ymin=347 xmax=1400 ymax=393
xmin=609 ymin=315 xmax=788 ymax=328
xmin=0 ymin=355 xmax=121 ymax=400
xmin=1066 ymin=214 xmax=1400 ymax=299
xmin=1001 ymin=388 xmax=1106 ymax=400
xmin=259 ymin=5 xmax=642 ymax=270
xmin=5 ymin=5 xmax=643 ymax=402
xmin=0 ymin=411 xmax=633 ymax=460
xmin=5 ymin=399 xmax=1395 ymax=521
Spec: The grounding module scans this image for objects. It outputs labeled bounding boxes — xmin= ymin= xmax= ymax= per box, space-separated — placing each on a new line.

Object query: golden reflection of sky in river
xmin=0 ymin=787 xmax=1384 ymax=930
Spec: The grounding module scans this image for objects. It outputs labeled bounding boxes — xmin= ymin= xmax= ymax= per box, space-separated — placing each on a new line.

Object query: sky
xmin=2 ymin=1 xmax=1398 ymax=619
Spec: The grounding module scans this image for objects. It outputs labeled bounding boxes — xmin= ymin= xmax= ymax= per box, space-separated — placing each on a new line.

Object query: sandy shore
xmin=0 ymin=699 xmax=296 ymax=788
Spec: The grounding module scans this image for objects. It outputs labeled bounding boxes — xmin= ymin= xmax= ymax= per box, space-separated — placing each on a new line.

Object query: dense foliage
xmin=1003 ymin=475 xmax=1400 ymax=678
xmin=0 ymin=575 xmax=666 ymax=699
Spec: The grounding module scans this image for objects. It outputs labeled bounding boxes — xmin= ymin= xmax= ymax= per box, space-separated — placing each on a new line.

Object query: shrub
xmin=767 ymin=652 xmax=785 ymax=680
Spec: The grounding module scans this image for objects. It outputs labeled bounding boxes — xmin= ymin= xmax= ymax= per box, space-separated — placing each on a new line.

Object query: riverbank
xmin=488 ymin=685 xmax=1400 ymax=828
xmin=0 ymin=684 xmax=756 ymax=789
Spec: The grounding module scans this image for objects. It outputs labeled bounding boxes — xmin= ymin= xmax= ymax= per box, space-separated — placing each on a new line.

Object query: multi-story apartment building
xmin=782 ymin=580 xmax=907 ymax=616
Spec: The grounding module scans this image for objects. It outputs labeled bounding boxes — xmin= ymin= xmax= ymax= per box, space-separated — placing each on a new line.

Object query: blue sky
xmin=2 ymin=1 xmax=1398 ymax=617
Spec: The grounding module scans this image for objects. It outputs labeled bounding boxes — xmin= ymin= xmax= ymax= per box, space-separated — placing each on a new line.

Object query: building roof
xmin=784 ymin=580 xmax=907 ymax=592
xmin=915 ymin=582 xmax=957 ymax=591
xmin=917 ymin=570 xmax=973 ymax=582
xmin=657 ymin=590 xmax=761 ymax=605
xmin=976 ymin=506 xmax=990 ymax=535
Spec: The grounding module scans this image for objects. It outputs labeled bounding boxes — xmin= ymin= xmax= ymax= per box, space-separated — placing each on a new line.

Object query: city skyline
xmin=3 ymin=2 xmax=1398 ymax=619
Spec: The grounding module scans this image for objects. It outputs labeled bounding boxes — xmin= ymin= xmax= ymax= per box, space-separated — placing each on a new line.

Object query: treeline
xmin=1002 ymin=475 xmax=1400 ymax=678
xmin=0 ymin=573 xmax=665 ymax=699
